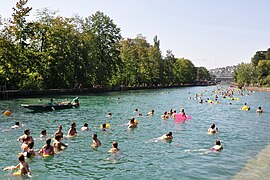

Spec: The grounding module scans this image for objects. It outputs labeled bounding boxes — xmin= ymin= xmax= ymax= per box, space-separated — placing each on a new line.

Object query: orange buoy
xmin=3 ymin=110 xmax=12 ymax=116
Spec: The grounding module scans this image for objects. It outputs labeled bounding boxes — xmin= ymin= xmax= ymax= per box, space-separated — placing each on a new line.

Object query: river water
xmin=0 ymin=85 xmax=270 ymax=179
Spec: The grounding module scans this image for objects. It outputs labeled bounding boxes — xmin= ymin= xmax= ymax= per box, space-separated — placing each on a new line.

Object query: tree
xmin=86 ymin=11 xmax=122 ymax=87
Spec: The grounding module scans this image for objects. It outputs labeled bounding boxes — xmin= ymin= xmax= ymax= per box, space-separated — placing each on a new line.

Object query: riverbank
xmin=243 ymin=86 xmax=270 ymax=92
xmin=0 ymin=82 xmax=215 ymax=99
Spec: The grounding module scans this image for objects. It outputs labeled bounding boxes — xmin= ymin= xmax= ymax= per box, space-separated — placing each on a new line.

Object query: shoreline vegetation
xmin=0 ymin=1 xmax=212 ymax=93
xmin=0 ymin=82 xmax=214 ymax=100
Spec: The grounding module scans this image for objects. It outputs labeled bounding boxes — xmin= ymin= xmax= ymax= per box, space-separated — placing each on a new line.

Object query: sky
xmin=1 ymin=0 xmax=270 ymax=69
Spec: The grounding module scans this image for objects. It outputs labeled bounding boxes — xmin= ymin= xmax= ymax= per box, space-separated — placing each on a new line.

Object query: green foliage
xmin=0 ymin=0 xmax=210 ymax=90
xmin=235 ymin=49 xmax=270 ymax=86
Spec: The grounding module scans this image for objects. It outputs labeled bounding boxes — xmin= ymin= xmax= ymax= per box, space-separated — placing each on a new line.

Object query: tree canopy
xmin=0 ymin=0 xmax=210 ymax=90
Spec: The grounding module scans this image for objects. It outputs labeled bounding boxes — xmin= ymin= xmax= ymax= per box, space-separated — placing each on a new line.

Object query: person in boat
xmin=54 ymin=125 xmax=64 ymax=139
xmin=161 ymin=132 xmax=173 ymax=140
xmin=161 ymin=111 xmax=169 ymax=119
xmin=128 ymin=118 xmax=137 ymax=128
xmin=108 ymin=141 xmax=120 ymax=153
xmin=68 ymin=122 xmax=77 ymax=136
xmin=71 ymin=97 xmax=80 ymax=107
xmin=147 ymin=109 xmax=154 ymax=116
xmin=48 ymin=98 xmax=54 ymax=105
xmin=211 ymin=140 xmax=223 ymax=151
xmin=53 ymin=134 xmax=68 ymax=151
xmin=18 ymin=129 xmax=34 ymax=142
xmin=3 ymin=154 xmax=31 ymax=177
xmin=91 ymin=133 xmax=101 ymax=147
xmin=39 ymin=138 xmax=54 ymax=155
xmin=208 ymin=124 xmax=218 ymax=134
xmin=11 ymin=122 xmax=20 ymax=129
xmin=256 ymin=106 xmax=263 ymax=113
xmin=81 ymin=123 xmax=89 ymax=131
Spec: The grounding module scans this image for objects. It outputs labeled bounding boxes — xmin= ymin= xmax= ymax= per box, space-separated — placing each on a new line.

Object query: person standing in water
xmin=39 ymin=138 xmax=54 ymax=155
xmin=91 ymin=133 xmax=101 ymax=147
xmin=256 ymin=107 xmax=263 ymax=113
xmin=108 ymin=141 xmax=120 ymax=153
xmin=68 ymin=122 xmax=77 ymax=136
xmin=54 ymin=125 xmax=64 ymax=139
xmin=3 ymin=154 xmax=31 ymax=177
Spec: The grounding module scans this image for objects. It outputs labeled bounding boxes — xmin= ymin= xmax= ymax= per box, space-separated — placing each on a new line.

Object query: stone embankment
xmin=243 ymin=86 xmax=270 ymax=92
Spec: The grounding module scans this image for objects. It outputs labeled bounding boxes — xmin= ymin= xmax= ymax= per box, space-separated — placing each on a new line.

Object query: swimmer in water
xmin=256 ymin=106 xmax=263 ymax=113
xmin=39 ymin=138 xmax=54 ymax=155
xmin=18 ymin=129 xmax=34 ymax=142
xmin=101 ymin=123 xmax=109 ymax=131
xmin=161 ymin=132 xmax=173 ymax=140
xmin=40 ymin=130 xmax=47 ymax=138
xmin=68 ymin=122 xmax=77 ymax=136
xmin=108 ymin=141 xmax=120 ymax=153
xmin=81 ymin=123 xmax=89 ymax=131
xmin=91 ymin=133 xmax=101 ymax=147
xmin=21 ymin=137 xmax=31 ymax=153
xmin=3 ymin=154 xmax=31 ymax=177
xmin=211 ymin=140 xmax=223 ymax=151
xmin=54 ymin=125 xmax=64 ymax=139
xmin=128 ymin=118 xmax=137 ymax=128
xmin=106 ymin=112 xmax=112 ymax=117
xmin=161 ymin=111 xmax=169 ymax=119
xmin=11 ymin=122 xmax=20 ymax=129
xmin=147 ymin=109 xmax=154 ymax=116
xmin=208 ymin=124 xmax=218 ymax=134
xmin=53 ymin=134 xmax=68 ymax=151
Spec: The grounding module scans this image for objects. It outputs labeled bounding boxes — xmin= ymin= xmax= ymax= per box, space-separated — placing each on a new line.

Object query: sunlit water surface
xmin=1 ymin=86 xmax=270 ymax=180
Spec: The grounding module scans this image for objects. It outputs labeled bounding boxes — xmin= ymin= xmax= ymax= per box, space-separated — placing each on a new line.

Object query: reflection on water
xmin=0 ymin=86 xmax=270 ymax=179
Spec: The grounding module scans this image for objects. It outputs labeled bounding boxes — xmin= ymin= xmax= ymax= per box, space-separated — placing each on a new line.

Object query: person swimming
xmin=11 ymin=122 xmax=20 ymax=129
xmin=81 ymin=123 xmax=89 ymax=131
xmin=91 ymin=133 xmax=101 ymax=147
xmin=256 ymin=106 xmax=263 ymax=113
xmin=161 ymin=111 xmax=169 ymax=119
xmin=3 ymin=154 xmax=31 ymax=177
xmin=39 ymin=138 xmax=54 ymax=155
xmin=108 ymin=141 xmax=120 ymax=153
xmin=208 ymin=124 xmax=218 ymax=134
xmin=40 ymin=130 xmax=47 ymax=138
xmin=241 ymin=103 xmax=250 ymax=111
xmin=106 ymin=112 xmax=112 ymax=117
xmin=147 ymin=109 xmax=154 ymax=116
xmin=128 ymin=118 xmax=137 ymax=128
xmin=161 ymin=132 xmax=173 ymax=140
xmin=68 ymin=122 xmax=77 ymax=136
xmin=211 ymin=140 xmax=223 ymax=151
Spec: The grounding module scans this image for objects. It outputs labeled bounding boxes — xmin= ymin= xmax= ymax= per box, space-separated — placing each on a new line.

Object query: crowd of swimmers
xmin=2 ymin=87 xmax=265 ymax=177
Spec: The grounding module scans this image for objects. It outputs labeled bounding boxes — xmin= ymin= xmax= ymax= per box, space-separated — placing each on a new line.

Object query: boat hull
xmin=21 ymin=104 xmax=76 ymax=111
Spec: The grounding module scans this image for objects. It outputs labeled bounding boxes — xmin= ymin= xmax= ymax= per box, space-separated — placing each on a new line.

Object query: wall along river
xmin=1 ymin=85 xmax=270 ymax=179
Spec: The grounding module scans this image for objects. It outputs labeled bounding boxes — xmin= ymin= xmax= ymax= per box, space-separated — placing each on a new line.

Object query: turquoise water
xmin=1 ymin=86 xmax=270 ymax=179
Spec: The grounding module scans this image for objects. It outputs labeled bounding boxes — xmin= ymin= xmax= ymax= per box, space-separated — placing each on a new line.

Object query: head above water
xmin=112 ymin=141 xmax=118 ymax=148
xmin=166 ymin=132 xmax=172 ymax=136
xmin=216 ymin=140 xmax=221 ymax=145
xmin=84 ymin=123 xmax=88 ymax=127
xmin=18 ymin=154 xmax=25 ymax=162
xmin=15 ymin=122 xmax=19 ymax=126
xmin=211 ymin=124 xmax=216 ymax=129
xmin=92 ymin=133 xmax=97 ymax=139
